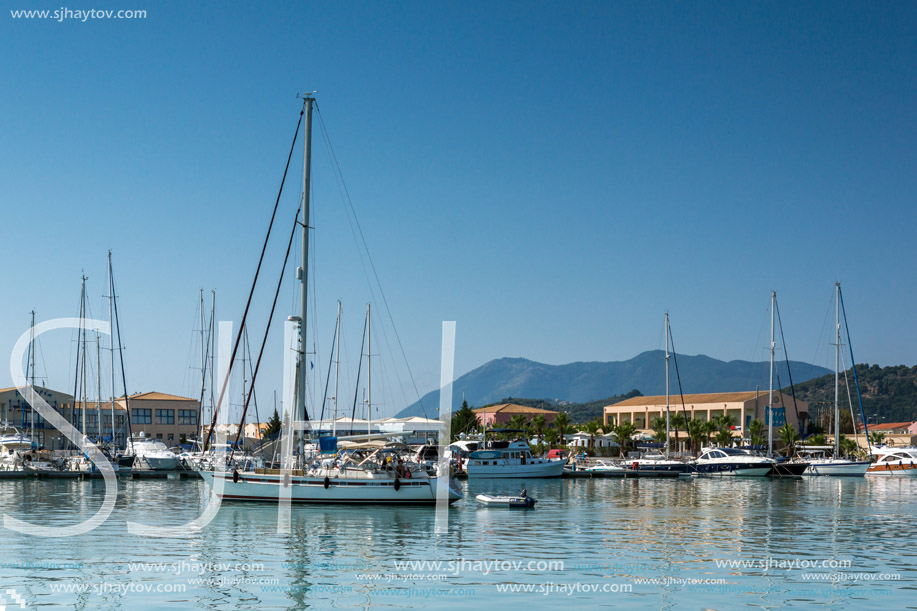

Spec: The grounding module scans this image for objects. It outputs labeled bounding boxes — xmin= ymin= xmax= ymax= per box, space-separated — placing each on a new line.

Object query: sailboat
xmin=199 ymin=95 xmax=462 ymax=505
xmin=630 ymin=314 xmax=694 ymax=474
xmin=803 ymin=283 xmax=870 ymax=476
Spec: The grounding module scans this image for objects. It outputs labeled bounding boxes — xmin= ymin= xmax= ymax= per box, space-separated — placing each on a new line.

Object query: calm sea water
xmin=1 ymin=476 xmax=915 ymax=609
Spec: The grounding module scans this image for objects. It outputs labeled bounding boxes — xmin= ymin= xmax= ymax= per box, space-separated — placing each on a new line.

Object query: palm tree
xmin=747 ymin=419 xmax=765 ymax=448
xmin=650 ymin=416 xmax=668 ymax=444
xmin=612 ymin=421 xmax=637 ymax=458
xmin=508 ymin=413 xmax=528 ymax=438
xmin=779 ymin=423 xmax=800 ymax=456
xmin=543 ymin=427 xmax=558 ymax=449
xmin=581 ymin=420 xmax=601 ymax=451
xmin=686 ymin=418 xmax=706 ymax=456
xmin=714 ymin=428 xmax=735 ymax=447
xmin=553 ymin=412 xmax=570 ymax=447
xmin=530 ymin=414 xmax=546 ymax=451
xmin=702 ymin=419 xmax=718 ymax=448
xmin=838 ymin=435 xmax=860 ymax=458
xmin=714 ymin=414 xmax=737 ymax=447
xmin=806 ymin=433 xmax=827 ymax=446
xmin=869 ymin=431 xmax=886 ymax=445
xmin=670 ymin=412 xmax=686 ymax=452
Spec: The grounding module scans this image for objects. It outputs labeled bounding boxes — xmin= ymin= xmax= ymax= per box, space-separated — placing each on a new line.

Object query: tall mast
xmin=81 ymin=275 xmax=88 ymax=438
xmin=834 ymin=282 xmax=841 ymax=457
xmin=96 ymin=334 xmax=102 ymax=443
xmin=199 ymin=289 xmax=206 ymax=446
xmin=108 ymin=252 xmax=117 ymax=448
xmin=664 ymin=312 xmax=670 ymax=457
xmin=366 ymin=303 xmax=372 ymax=432
xmin=296 ymin=95 xmax=313 ymax=426
xmin=768 ymin=290 xmax=775 ymax=457
xmin=208 ymin=291 xmax=216 ymax=446
xmin=29 ymin=310 xmax=36 ymax=443
xmin=333 ymin=300 xmax=341 ymax=438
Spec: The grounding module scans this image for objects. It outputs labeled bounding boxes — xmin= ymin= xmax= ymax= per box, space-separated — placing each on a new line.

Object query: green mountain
xmin=396 ymin=350 xmax=831 ymax=418
xmin=786 ymin=364 xmax=917 ymax=426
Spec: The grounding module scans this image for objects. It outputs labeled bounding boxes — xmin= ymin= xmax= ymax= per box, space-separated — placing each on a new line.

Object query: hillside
xmin=787 ymin=364 xmax=917 ymax=426
xmin=396 ymin=350 xmax=831 ymax=418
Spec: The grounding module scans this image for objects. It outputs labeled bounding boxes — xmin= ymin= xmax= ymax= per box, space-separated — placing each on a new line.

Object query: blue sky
xmin=2 ymin=1 xmax=915 ymax=418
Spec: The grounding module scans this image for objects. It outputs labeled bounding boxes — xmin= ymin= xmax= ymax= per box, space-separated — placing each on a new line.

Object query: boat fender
xmin=394 ymin=478 xmax=401 ymax=491
xmin=323 ymin=476 xmax=330 ymax=489
xmin=405 ymin=469 xmax=411 ymax=479
xmin=232 ymin=470 xmax=240 ymax=483
xmin=632 ymin=462 xmax=638 ymax=470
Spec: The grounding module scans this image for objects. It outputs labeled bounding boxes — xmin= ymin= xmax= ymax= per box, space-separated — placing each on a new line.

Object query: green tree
xmin=612 ymin=421 xmax=637 ymax=458
xmin=714 ymin=428 xmax=735 ymax=447
xmin=838 ymin=435 xmax=860 ymax=457
xmin=508 ymin=414 xmax=528 ymax=438
xmin=530 ymin=414 xmax=546 ymax=451
xmin=450 ymin=400 xmax=479 ymax=442
xmin=687 ymin=418 xmax=706 ymax=456
xmin=702 ymin=419 xmax=718 ymax=448
xmin=262 ymin=408 xmax=282 ymax=439
xmin=714 ymin=414 xmax=737 ymax=446
xmin=670 ymin=412 xmax=687 ymax=452
xmin=747 ymin=419 xmax=765 ymax=447
xmin=869 ymin=431 xmax=886 ymax=445
xmin=779 ymin=423 xmax=800 ymax=456
xmin=805 ymin=433 xmax=827 ymax=446
xmin=543 ymin=427 xmax=558 ymax=449
xmin=581 ymin=419 xmax=602 ymax=450
xmin=552 ymin=412 xmax=570 ymax=447
xmin=650 ymin=416 xmax=668 ymax=444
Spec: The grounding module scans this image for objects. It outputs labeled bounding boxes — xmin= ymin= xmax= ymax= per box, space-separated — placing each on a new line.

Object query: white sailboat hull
xmin=804 ymin=461 xmax=870 ymax=476
xmin=199 ymin=470 xmax=462 ymax=505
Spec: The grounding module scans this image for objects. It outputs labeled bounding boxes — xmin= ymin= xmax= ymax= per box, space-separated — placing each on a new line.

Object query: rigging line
xmin=314 ymin=103 xmax=427 ymax=419
xmin=318 ymin=311 xmax=338 ymax=426
xmin=205 ymin=105 xmax=304 ymax=451
xmin=230 ymin=205 xmax=302 ymax=461
xmin=774 ymin=299 xmax=801 ymax=432
xmin=838 ymin=345 xmax=861 ymax=449
xmin=244 ymin=328 xmax=261 ymax=432
xmin=111 ymin=260 xmax=133 ymax=447
xmin=350 ymin=312 xmax=368 ymax=434
xmin=667 ymin=323 xmax=691 ymax=451
xmin=196 ymin=298 xmax=213 ymax=430
xmin=838 ymin=287 xmax=872 ymax=455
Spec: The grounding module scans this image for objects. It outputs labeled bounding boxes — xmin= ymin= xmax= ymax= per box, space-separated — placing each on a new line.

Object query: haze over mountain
xmin=396 ymin=350 xmax=831 ymax=418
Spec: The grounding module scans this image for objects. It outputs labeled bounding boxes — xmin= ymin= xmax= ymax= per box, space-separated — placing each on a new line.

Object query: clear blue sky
xmin=2 ymin=1 xmax=915 ymax=417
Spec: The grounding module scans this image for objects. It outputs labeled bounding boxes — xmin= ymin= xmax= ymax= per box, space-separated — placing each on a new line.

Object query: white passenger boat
xmin=126 ymin=432 xmax=180 ymax=470
xmin=583 ymin=459 xmax=626 ymax=472
xmin=692 ymin=447 xmax=775 ymax=476
xmin=866 ymin=447 xmax=917 ymax=477
xmin=466 ymin=441 xmax=565 ymax=479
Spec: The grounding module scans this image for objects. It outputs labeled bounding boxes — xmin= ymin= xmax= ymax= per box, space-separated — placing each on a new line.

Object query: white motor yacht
xmin=692 ymin=447 xmax=775 ymax=476
xmin=866 ymin=447 xmax=917 ymax=476
xmin=126 ymin=432 xmax=180 ymax=470
xmin=466 ymin=440 xmax=566 ymax=478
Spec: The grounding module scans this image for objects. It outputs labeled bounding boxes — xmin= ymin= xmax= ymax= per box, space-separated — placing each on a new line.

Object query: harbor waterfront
xmin=1 ymin=476 xmax=915 ymax=609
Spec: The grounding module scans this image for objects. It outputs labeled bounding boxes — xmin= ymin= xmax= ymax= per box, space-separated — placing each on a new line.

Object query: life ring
xmin=323 ymin=476 xmax=330 ymax=489
xmin=232 ymin=470 xmax=240 ymax=483
xmin=394 ymin=478 xmax=401 ymax=491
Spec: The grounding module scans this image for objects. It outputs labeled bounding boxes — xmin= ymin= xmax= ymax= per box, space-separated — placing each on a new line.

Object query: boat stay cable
xmin=838 ymin=287 xmax=872 ymax=456
xmin=666 ymin=325 xmax=692 ymax=453
xmin=204 ymin=106 xmax=303 ymax=451
xmin=774 ymin=298 xmax=801 ymax=431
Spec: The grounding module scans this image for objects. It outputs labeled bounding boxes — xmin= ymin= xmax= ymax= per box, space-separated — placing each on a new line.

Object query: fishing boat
xmin=198 ymin=95 xmax=462 ymax=505
xmin=466 ymin=440 xmax=566 ymax=478
xmin=866 ymin=447 xmax=917 ymax=477
xmin=476 ymin=489 xmax=537 ymax=508
xmin=802 ymin=284 xmax=870 ymax=477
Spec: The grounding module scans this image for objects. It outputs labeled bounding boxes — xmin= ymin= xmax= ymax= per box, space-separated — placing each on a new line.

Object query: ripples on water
xmin=0 ymin=476 xmax=914 ymax=609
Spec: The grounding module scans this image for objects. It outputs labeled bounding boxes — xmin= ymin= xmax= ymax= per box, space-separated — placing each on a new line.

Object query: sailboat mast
xmin=96 ymin=335 xmax=102 ymax=442
xmin=29 ymin=310 xmax=35 ymax=443
xmin=768 ymin=290 xmax=775 ymax=457
xmin=834 ymin=282 xmax=841 ymax=456
xmin=81 ymin=275 xmax=88 ymax=438
xmin=199 ymin=289 xmax=206 ymax=446
xmin=664 ymin=312 xmax=670 ymax=458
xmin=333 ymin=300 xmax=341 ymax=438
xmin=296 ymin=95 xmax=313 ymax=427
xmin=367 ymin=303 xmax=371 ymax=433
xmin=108 ymin=252 xmax=117 ymax=448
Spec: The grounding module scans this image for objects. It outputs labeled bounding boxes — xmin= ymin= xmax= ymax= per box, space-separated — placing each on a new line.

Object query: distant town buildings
xmin=473 ymin=403 xmax=559 ymax=426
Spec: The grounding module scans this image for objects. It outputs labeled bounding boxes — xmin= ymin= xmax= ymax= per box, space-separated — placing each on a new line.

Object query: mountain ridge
xmin=396 ymin=350 xmax=832 ymax=418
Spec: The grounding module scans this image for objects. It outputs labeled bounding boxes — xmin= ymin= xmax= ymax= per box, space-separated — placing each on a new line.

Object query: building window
xmin=178 ymin=409 xmax=198 ymax=426
xmin=156 ymin=409 xmax=175 ymax=425
xmin=168 ymin=433 xmax=174 ymax=442
xmin=133 ymin=409 xmax=152 ymax=424
xmin=156 ymin=433 xmax=163 ymax=439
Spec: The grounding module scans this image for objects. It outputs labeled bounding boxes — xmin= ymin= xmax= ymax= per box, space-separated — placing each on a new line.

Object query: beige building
xmin=0 ymin=385 xmax=75 ymax=448
xmin=120 ymin=392 xmax=201 ymax=446
xmin=604 ymin=391 xmax=809 ymax=436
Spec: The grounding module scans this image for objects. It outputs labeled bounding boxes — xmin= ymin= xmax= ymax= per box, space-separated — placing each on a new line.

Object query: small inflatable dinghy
xmin=475 ymin=489 xmax=536 ymax=508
